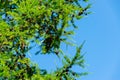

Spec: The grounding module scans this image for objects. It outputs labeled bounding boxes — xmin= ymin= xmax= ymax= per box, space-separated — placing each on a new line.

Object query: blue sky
xmin=80 ymin=0 xmax=120 ymax=80
xmin=29 ymin=0 xmax=120 ymax=80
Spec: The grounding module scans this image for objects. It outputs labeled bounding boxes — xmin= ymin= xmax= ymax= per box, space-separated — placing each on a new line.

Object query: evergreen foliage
xmin=0 ymin=0 xmax=90 ymax=80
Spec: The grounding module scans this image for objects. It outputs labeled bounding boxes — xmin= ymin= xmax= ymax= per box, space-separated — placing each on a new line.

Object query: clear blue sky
xmin=29 ymin=0 xmax=120 ymax=80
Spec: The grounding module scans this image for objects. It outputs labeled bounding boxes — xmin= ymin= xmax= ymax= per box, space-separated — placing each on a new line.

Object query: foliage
xmin=0 ymin=0 xmax=90 ymax=80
